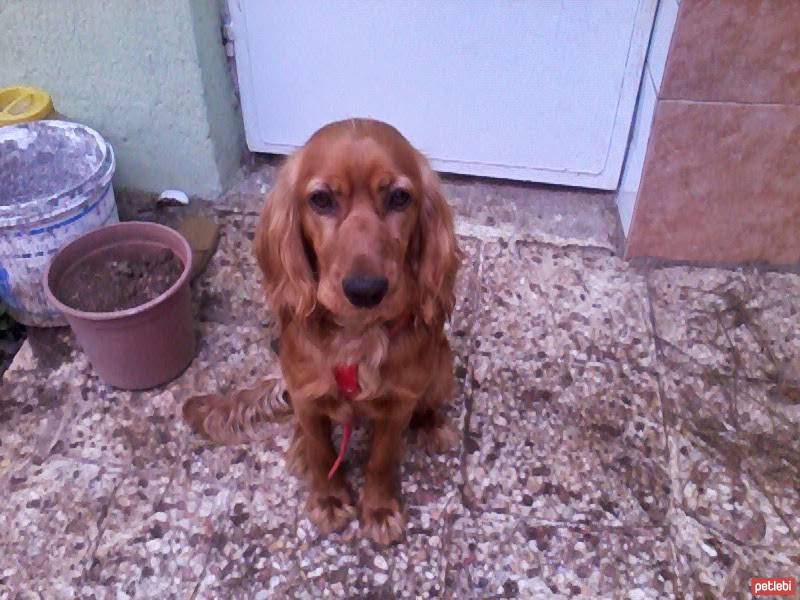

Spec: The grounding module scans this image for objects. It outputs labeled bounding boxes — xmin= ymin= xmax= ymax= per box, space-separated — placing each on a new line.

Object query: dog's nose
xmin=342 ymin=274 xmax=388 ymax=308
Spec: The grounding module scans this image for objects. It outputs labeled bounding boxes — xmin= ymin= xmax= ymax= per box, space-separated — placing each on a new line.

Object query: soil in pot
xmin=58 ymin=246 xmax=183 ymax=312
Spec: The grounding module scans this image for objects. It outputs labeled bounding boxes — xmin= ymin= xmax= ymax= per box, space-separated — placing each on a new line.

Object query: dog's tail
xmin=182 ymin=370 xmax=292 ymax=444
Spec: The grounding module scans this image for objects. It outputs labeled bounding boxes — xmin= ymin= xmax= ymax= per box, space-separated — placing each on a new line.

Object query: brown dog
xmin=186 ymin=119 xmax=460 ymax=545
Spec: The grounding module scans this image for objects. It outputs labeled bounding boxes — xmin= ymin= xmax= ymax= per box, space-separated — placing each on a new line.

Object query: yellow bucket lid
xmin=0 ymin=85 xmax=54 ymax=125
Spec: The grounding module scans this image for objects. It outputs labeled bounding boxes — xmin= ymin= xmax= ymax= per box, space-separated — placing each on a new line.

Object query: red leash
xmin=326 ymin=315 xmax=411 ymax=480
xmin=327 ymin=364 xmax=359 ymax=480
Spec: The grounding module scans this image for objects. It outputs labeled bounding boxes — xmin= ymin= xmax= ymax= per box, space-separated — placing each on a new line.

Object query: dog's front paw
xmin=360 ymin=494 xmax=405 ymax=545
xmin=307 ymin=488 xmax=356 ymax=534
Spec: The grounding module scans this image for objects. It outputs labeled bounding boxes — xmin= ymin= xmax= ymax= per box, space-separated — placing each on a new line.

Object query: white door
xmin=229 ymin=1 xmax=656 ymax=190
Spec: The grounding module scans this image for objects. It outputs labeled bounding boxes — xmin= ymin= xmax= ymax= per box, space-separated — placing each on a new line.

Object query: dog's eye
xmin=387 ymin=188 xmax=412 ymax=211
xmin=308 ymin=190 xmax=336 ymax=214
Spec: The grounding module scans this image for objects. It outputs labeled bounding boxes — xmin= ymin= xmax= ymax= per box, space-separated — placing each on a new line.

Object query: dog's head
xmin=255 ymin=119 xmax=459 ymax=329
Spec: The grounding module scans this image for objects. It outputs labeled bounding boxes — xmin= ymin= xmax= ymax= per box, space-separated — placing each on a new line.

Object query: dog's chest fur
xmin=282 ymin=320 xmax=434 ymax=422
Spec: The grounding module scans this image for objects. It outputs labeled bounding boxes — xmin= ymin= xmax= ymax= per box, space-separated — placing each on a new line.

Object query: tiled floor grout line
xmin=441 ymin=236 xmax=487 ymax=594
xmin=80 ymin=466 xmax=131 ymax=588
xmin=641 ymin=266 xmax=687 ymax=600
xmin=186 ymin=470 xmax=239 ymax=600
xmin=0 ymin=406 xmax=44 ymax=492
xmin=0 ymin=382 xmax=76 ymax=495
xmin=187 ymin=537 xmax=218 ymax=600
xmin=641 ymin=270 xmax=677 ymax=478
xmin=653 ymin=335 xmax=783 ymax=385
xmin=457 ymin=237 xmax=486 ymax=513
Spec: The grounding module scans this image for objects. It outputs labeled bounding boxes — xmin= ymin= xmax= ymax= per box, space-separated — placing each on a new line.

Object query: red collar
xmin=326 ymin=314 xmax=412 ymax=480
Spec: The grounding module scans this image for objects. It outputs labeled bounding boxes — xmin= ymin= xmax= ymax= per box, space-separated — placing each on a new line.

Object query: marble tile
xmin=649 ymin=266 xmax=800 ymax=380
xmin=749 ymin=271 xmax=800 ymax=379
xmin=79 ymin=445 xmax=275 ymax=599
xmin=474 ymin=241 xmax=656 ymax=369
xmin=241 ymin=489 xmax=458 ymax=600
xmin=661 ymin=369 xmax=799 ymax=547
xmin=463 ymin=241 xmax=669 ymax=527
xmin=662 ymin=0 xmax=800 ymax=104
xmin=60 ymin=387 xmax=187 ymax=473
xmin=0 ymin=323 xmax=287 ymax=597
xmin=463 ymin=365 xmax=669 ymax=529
xmin=626 ymin=101 xmax=800 ymax=265
xmin=0 ymin=330 xmax=90 ymax=485
xmin=0 ymin=459 xmax=123 ymax=598
xmin=192 ymin=514 xmax=300 ymax=600
xmin=670 ymin=510 xmax=799 ymax=599
xmin=0 ymin=372 xmax=63 ymax=482
xmin=445 ymin=511 xmax=676 ymax=599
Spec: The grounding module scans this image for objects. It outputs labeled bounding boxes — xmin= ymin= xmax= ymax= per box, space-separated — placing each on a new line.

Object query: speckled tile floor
xmin=1 ymin=164 xmax=799 ymax=599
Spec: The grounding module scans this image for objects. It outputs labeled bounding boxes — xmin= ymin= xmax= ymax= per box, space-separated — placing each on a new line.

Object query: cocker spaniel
xmin=185 ymin=119 xmax=460 ymax=545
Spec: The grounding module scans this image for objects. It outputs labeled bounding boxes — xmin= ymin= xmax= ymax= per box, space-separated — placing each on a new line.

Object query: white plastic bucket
xmin=0 ymin=120 xmax=119 ymax=327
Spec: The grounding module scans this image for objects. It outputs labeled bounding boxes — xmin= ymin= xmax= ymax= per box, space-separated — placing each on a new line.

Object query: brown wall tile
xmin=662 ymin=0 xmax=800 ymax=104
xmin=626 ymin=100 xmax=800 ymax=265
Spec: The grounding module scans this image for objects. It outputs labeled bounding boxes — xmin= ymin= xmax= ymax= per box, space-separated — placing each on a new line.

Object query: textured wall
xmin=625 ymin=0 xmax=800 ymax=266
xmin=0 ymin=0 xmax=244 ymax=198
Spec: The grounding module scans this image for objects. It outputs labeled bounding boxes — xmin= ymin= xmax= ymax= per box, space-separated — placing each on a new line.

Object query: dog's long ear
xmin=413 ymin=154 xmax=461 ymax=329
xmin=254 ymin=153 xmax=316 ymax=324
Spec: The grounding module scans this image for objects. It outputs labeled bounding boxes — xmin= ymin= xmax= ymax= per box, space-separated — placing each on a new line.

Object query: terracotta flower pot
xmin=44 ymin=221 xmax=197 ymax=390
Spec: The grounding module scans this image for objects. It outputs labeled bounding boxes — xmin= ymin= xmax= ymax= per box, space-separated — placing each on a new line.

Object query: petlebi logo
xmin=751 ymin=577 xmax=796 ymax=597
